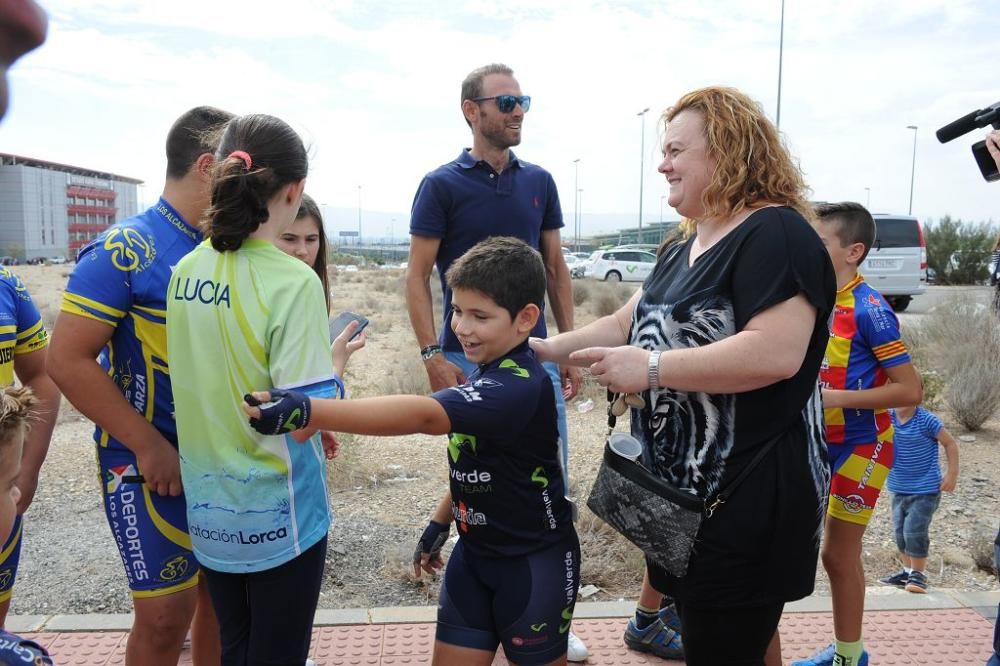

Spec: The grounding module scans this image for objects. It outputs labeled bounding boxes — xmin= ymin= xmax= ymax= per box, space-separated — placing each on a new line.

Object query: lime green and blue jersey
xmin=167 ymin=239 xmax=338 ymax=573
xmin=61 ymin=198 xmax=202 ymax=449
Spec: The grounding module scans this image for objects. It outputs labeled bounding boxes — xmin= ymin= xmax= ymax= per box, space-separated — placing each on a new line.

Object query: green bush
xmin=923 ymin=217 xmax=997 ymax=285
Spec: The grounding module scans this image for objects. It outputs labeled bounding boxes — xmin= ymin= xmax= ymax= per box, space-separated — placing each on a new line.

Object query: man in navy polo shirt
xmin=404 ymin=63 xmax=588 ymax=662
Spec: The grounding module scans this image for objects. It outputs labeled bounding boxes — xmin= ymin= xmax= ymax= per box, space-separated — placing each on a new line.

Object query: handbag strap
xmin=704 ymin=429 xmax=783 ymax=518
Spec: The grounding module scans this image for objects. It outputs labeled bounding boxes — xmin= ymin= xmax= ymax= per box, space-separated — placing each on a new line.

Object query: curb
xmin=8 ymin=587 xmax=999 ymax=634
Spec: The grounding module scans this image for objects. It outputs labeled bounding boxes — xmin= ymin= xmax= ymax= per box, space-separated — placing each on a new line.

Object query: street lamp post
xmin=776 ymin=0 xmax=785 ymax=129
xmin=864 ymin=187 xmax=871 ymax=209
xmin=578 ymin=189 xmax=583 ymax=248
xmin=637 ymin=107 xmax=650 ymax=243
xmin=906 ymin=125 xmax=918 ymax=215
xmin=357 ymin=185 xmax=362 ymax=246
xmin=573 ymin=158 xmax=581 ymax=252
xmin=660 ymin=194 xmax=666 ymax=223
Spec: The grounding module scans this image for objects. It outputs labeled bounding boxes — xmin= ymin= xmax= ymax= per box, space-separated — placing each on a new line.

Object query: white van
xmin=860 ymin=214 xmax=927 ymax=312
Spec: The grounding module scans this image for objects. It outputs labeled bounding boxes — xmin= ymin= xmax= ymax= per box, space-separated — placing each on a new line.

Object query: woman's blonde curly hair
xmin=662 ymin=86 xmax=812 ymax=226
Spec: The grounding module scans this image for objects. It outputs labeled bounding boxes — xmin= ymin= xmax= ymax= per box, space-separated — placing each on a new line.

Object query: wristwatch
xmin=648 ymin=350 xmax=662 ymax=389
xmin=420 ymin=344 xmax=442 ymax=361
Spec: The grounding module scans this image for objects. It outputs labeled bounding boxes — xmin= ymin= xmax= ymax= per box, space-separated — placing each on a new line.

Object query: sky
xmin=2 ymin=0 xmax=999 ymax=240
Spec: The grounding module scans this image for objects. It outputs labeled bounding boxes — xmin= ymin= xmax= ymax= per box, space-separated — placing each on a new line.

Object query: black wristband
xmin=420 ymin=344 xmax=442 ymax=360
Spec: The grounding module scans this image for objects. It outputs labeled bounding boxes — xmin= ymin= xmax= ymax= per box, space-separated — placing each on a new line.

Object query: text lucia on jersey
xmin=172 ymin=276 xmax=232 ymax=308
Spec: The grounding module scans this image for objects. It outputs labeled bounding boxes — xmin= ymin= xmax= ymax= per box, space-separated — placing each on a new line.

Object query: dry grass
xmin=920 ymin=298 xmax=1000 ymax=430
xmin=373 ymin=276 xmax=395 ymax=294
xmin=576 ymin=506 xmax=646 ymax=590
xmin=391 ymin=352 xmax=431 ymax=395
xmin=945 ymin=362 xmax=1000 ymax=431
xmin=590 ymin=282 xmax=632 ymax=317
xmin=900 ymin=326 xmax=945 ymax=410
xmin=327 ymin=433 xmax=399 ymax=491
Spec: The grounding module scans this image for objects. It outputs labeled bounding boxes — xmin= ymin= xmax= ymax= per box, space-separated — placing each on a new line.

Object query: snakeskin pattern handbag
xmin=586 ymin=391 xmax=780 ymax=577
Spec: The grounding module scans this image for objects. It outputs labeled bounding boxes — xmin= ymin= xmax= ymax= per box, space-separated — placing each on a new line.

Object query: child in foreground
xmin=0 ymin=386 xmax=52 ymax=665
xmin=244 ymin=237 xmax=580 ymax=666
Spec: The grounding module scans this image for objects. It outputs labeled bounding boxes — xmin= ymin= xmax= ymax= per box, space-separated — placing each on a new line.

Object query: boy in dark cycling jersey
xmin=244 ymin=237 xmax=580 ymax=666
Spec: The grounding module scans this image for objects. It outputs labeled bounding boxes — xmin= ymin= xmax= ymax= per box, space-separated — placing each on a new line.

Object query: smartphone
xmin=973 ymin=140 xmax=1000 ymax=182
xmin=329 ymin=311 xmax=369 ymax=341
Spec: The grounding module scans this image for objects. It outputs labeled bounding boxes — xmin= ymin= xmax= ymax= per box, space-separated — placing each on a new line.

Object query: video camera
xmin=936 ymin=102 xmax=1000 ymax=182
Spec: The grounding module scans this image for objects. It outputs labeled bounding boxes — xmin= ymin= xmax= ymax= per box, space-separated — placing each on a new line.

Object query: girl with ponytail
xmin=166 ymin=114 xmax=362 ymax=665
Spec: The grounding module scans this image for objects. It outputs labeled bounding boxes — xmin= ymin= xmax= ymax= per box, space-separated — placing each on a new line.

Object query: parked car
xmin=49 ymin=255 xmax=67 ymax=264
xmin=578 ymin=249 xmax=657 ymax=282
xmin=25 ymin=257 xmax=45 ymax=265
xmin=859 ymin=214 xmax=927 ymax=312
xmin=0 ymin=256 xmax=17 ymax=266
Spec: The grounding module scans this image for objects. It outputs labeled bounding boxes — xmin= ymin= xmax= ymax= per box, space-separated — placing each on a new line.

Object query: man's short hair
xmin=460 ymin=63 xmax=514 ymax=128
xmin=165 ymin=106 xmax=235 ymax=179
xmin=445 ymin=236 xmax=545 ymax=321
xmin=815 ymin=201 xmax=877 ymax=263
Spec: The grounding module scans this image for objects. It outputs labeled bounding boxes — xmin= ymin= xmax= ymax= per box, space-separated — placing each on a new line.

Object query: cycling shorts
xmin=827 ymin=439 xmax=894 ymax=526
xmin=437 ymin=534 xmax=580 ymax=666
xmin=97 ymin=447 xmax=199 ymax=597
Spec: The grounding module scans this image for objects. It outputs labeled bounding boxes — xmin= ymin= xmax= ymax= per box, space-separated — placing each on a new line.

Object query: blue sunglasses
xmin=472 ymin=95 xmax=531 ymax=113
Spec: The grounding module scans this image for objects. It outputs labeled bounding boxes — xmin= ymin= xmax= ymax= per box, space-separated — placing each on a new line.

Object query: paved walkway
xmin=11 ymin=588 xmax=999 ymax=665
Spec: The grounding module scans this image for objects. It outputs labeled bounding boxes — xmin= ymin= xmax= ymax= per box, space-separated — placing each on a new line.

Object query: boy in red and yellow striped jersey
xmin=792 ymin=202 xmax=922 ymax=666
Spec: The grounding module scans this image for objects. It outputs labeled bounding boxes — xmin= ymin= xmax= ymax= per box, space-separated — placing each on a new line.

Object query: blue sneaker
xmin=658 ymin=601 xmax=682 ymax=633
xmin=878 ymin=568 xmax=909 ymax=588
xmin=623 ymin=616 xmax=684 ymax=659
xmin=791 ymin=644 xmax=869 ymax=666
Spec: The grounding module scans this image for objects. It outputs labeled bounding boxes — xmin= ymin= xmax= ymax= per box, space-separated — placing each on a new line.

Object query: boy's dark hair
xmin=445 ymin=236 xmax=545 ymax=321
xmin=815 ymin=201 xmax=877 ymax=264
xmin=204 ymin=114 xmax=308 ymax=252
xmin=460 ymin=63 xmax=514 ymax=128
xmin=165 ymin=106 xmax=235 ymax=180
xmin=296 ymin=193 xmax=330 ymax=312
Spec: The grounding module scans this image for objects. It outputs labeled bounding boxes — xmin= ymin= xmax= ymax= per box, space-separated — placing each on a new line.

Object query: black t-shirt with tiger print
xmin=630 ymin=206 xmax=836 ymax=607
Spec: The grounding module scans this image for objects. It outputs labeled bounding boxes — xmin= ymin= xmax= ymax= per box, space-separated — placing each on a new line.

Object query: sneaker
xmin=904 ymin=569 xmax=928 ymax=593
xmin=658 ymin=601 xmax=682 ymax=633
xmin=879 ymin=568 xmax=909 ymax=588
xmin=791 ymin=644 xmax=869 ymax=666
xmin=566 ymin=631 xmax=589 ymax=662
xmin=623 ymin=616 xmax=684 ymax=659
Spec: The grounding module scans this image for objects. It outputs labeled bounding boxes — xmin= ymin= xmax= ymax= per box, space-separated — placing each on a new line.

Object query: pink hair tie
xmin=229 ymin=150 xmax=252 ymax=170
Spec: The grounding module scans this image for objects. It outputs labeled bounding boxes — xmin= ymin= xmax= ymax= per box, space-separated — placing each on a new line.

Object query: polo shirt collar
xmin=456 ymin=148 xmax=521 ymax=170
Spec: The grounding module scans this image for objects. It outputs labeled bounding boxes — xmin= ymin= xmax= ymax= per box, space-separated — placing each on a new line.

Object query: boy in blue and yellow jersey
xmin=0 ymin=267 xmax=60 ymax=629
xmin=793 ymin=202 xmax=922 ymax=666
xmin=245 ymin=238 xmax=580 ymax=666
xmin=48 ymin=106 xmax=233 ymax=666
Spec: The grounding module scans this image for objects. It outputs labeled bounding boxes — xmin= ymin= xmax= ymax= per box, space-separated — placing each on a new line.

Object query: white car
xmin=580 ymin=249 xmax=657 ymax=282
